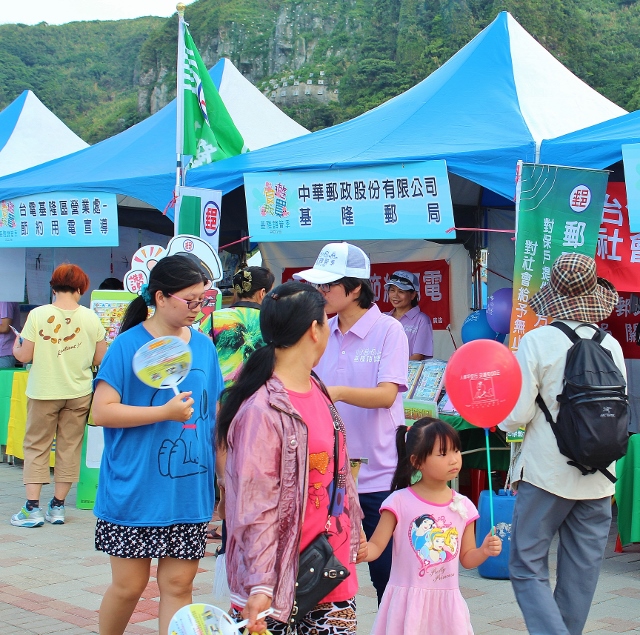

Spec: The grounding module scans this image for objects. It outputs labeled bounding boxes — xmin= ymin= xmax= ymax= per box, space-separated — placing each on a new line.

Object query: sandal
xmin=206 ymin=527 xmax=223 ymax=540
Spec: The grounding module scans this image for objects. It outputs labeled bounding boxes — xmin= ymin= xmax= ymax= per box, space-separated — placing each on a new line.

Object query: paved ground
xmin=1 ymin=460 xmax=639 ymax=634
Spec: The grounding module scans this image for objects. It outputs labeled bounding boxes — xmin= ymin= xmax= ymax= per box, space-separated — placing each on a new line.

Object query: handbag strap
xmin=325 ymin=418 xmax=339 ymax=530
xmin=311 ymin=371 xmax=340 ymax=530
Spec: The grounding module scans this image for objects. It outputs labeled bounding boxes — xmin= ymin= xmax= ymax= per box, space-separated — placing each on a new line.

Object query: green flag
xmin=181 ymin=24 xmax=247 ymax=168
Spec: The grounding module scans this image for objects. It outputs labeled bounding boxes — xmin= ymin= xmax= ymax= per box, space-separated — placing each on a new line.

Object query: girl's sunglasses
xmin=169 ymin=294 xmax=212 ymax=310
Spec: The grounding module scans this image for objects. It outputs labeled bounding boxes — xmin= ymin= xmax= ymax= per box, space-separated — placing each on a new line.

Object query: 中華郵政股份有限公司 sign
xmin=243 ymin=160 xmax=455 ymax=242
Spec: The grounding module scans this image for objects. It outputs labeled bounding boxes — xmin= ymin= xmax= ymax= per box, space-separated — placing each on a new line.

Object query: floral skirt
xmin=95 ymin=519 xmax=208 ymax=560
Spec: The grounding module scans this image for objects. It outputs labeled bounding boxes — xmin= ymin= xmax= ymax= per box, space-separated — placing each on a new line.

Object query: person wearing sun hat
xmin=384 ymin=270 xmax=433 ymax=360
xmin=500 ymin=252 xmax=626 ymax=635
xmin=294 ymin=242 xmax=409 ymax=603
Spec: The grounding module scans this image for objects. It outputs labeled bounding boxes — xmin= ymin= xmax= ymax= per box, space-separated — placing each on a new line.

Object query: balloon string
xmin=485 ymin=428 xmax=495 ymax=535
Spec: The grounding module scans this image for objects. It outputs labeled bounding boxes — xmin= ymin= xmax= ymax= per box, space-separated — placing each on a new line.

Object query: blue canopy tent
xmin=0 ymin=12 xmax=624 ymax=232
xmin=540 ymin=111 xmax=640 ymax=229
xmin=185 ymin=11 xmax=624 ymax=206
xmin=0 ymin=59 xmax=308 ymax=233
xmin=540 ymin=110 xmax=640 ymax=172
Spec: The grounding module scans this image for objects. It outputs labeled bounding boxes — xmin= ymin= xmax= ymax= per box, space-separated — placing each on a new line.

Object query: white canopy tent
xmin=0 ymin=90 xmax=88 ymax=301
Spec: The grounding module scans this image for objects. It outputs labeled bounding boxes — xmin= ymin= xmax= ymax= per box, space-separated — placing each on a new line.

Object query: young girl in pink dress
xmin=364 ymin=418 xmax=502 ymax=635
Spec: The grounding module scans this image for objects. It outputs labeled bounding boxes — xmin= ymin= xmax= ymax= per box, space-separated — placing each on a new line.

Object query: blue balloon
xmin=486 ymin=287 xmax=513 ymax=334
xmin=461 ymin=309 xmax=502 ymax=343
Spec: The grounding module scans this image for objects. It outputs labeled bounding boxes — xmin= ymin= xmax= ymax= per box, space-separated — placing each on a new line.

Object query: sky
xmin=0 ymin=0 xmax=197 ymax=26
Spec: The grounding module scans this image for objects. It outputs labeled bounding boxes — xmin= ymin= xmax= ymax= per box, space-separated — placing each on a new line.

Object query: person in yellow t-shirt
xmin=11 ymin=264 xmax=106 ymax=528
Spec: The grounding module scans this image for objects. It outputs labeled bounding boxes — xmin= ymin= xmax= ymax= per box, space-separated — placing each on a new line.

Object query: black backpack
xmin=535 ymin=322 xmax=629 ymax=484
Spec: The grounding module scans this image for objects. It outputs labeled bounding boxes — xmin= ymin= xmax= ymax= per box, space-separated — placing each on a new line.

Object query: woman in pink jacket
xmin=216 ymin=281 xmax=364 ymax=634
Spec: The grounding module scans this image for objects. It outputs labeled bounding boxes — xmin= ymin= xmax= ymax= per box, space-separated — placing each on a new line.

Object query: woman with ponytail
xmin=208 ymin=267 xmax=274 ymax=568
xmin=218 ymin=281 xmax=365 ymax=634
xmin=91 ymin=255 xmax=224 ymax=635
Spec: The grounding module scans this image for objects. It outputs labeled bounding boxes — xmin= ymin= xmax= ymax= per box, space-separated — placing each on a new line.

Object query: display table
xmin=439 ymin=413 xmax=510 ymax=471
xmin=616 ymin=434 xmax=640 ymax=546
xmin=5 ymin=370 xmax=55 ymax=466
xmin=0 ymin=368 xmax=27 ymax=448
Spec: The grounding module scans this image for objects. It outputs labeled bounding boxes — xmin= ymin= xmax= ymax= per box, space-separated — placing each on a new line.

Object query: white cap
xmin=293 ymin=242 xmax=371 ymax=284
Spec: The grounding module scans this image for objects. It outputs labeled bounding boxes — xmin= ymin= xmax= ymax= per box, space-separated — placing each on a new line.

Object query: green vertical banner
xmin=508 ymin=163 xmax=609 ymax=352
xmin=177 ymin=195 xmax=201 ymax=236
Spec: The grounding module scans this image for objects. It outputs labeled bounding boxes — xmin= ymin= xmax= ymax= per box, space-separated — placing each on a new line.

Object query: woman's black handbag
xmin=290 ymin=411 xmax=350 ymax=624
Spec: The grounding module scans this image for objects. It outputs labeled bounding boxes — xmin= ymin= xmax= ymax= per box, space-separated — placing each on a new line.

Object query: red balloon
xmin=444 ymin=340 xmax=522 ymax=428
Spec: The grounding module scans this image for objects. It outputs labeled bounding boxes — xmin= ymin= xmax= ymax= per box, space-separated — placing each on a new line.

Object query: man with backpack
xmin=501 ymin=253 xmax=629 ymax=635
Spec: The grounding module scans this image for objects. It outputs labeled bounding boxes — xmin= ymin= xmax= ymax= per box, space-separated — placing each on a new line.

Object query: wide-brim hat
xmin=528 ymin=253 xmax=618 ymax=323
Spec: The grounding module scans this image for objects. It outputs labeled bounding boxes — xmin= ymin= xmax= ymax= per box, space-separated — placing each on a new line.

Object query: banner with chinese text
xmin=595 ymin=182 xmax=640 ymax=293
xmin=599 ymin=292 xmax=640 ymax=358
xmin=621 ymin=143 xmax=640 ymax=232
xmin=0 ymin=191 xmax=118 ymax=248
xmin=282 ymin=259 xmax=451 ymax=330
xmin=508 ymin=163 xmax=608 ymax=351
xmin=596 ymin=182 xmax=640 ymax=357
xmin=244 ymin=160 xmax=454 ymax=242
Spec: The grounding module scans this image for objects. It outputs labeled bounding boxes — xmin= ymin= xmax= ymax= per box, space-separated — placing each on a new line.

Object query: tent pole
xmin=175 ymin=4 xmax=187 ymax=204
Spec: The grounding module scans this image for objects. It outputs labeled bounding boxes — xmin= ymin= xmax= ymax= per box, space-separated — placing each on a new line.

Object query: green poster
xmin=509 ymin=162 xmax=609 ymax=352
xmin=76 ymin=425 xmax=102 ymax=509
xmin=506 ymin=162 xmax=609 ymax=443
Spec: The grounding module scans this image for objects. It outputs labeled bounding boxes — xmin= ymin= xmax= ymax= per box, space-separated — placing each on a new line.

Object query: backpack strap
xmin=535 ymin=393 xmax=554 ymax=425
xmin=598 ymin=468 xmax=617 ymax=484
xmin=551 ymin=320 xmax=606 ymax=343
xmin=538 ymin=321 xmax=601 ymax=417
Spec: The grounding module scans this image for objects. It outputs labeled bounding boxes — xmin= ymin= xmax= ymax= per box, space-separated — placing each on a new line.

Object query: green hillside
xmin=0 ymin=17 xmax=164 ymax=143
xmin=2 ymin=0 xmax=640 ymax=141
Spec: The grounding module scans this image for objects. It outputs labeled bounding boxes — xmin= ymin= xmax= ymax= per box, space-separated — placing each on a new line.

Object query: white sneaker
xmin=45 ymin=501 xmax=65 ymax=524
xmin=11 ymin=504 xmax=44 ymax=528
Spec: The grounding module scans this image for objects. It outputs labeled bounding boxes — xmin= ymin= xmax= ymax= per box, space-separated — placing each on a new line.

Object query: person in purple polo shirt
xmin=0 ymin=302 xmax=20 ymax=369
xmin=295 ymin=242 xmax=409 ymax=603
xmin=385 ymin=270 xmax=433 ymax=361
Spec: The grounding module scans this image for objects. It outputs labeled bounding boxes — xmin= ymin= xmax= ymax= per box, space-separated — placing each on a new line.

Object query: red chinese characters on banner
xmin=599 ymin=292 xmax=640 ymax=359
xmin=282 ymin=259 xmax=451 ymax=330
xmin=596 ymin=182 xmax=640 ymax=358
xmin=596 ymin=182 xmax=640 ymax=292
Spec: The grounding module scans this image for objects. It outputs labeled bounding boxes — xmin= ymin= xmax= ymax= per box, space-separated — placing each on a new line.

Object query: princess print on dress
xmin=411 ymin=515 xmax=459 ymax=574
xmin=410 ymin=513 xmax=436 ymax=554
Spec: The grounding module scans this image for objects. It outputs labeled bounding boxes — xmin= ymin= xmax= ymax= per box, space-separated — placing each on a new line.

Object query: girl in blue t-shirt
xmin=92 ymin=255 xmax=223 ymax=635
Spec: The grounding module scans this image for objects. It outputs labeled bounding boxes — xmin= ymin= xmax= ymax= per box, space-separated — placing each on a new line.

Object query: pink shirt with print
xmin=288 ymin=382 xmax=358 ymax=603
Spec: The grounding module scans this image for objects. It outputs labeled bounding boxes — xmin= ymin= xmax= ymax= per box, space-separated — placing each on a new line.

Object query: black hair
xmin=414 ymin=514 xmax=436 ymax=528
xmin=390 ymin=417 xmax=462 ymax=491
xmin=216 ymin=281 xmax=326 ymax=449
xmin=233 ymin=266 xmax=275 ymax=299
xmin=341 ymin=277 xmax=374 ymax=309
xmin=98 ymin=277 xmax=125 ymax=291
xmin=120 ymin=255 xmax=209 ymax=333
